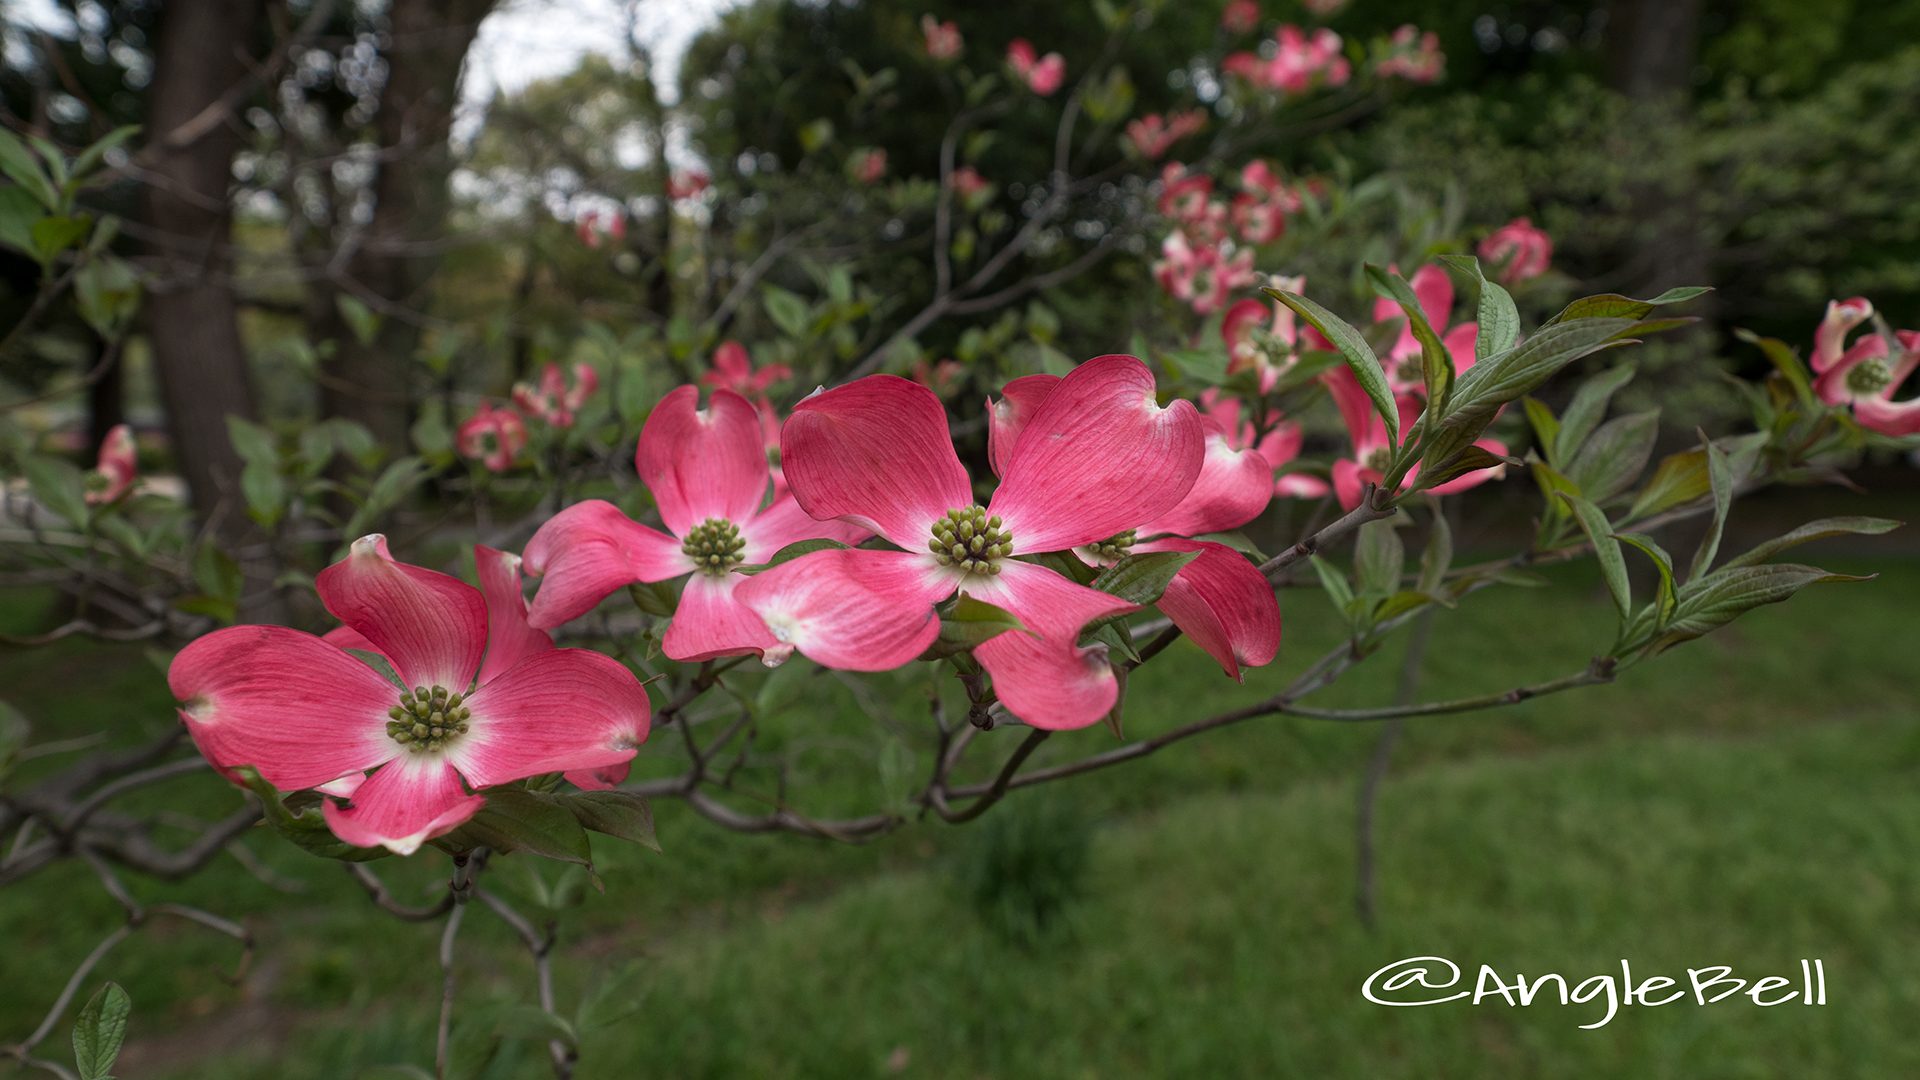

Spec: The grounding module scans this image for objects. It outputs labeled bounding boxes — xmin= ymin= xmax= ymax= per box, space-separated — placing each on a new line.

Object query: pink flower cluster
xmin=457 ymin=362 xmax=600 ymax=472
xmin=1374 ymin=25 xmax=1444 ymax=84
xmin=667 ymin=169 xmax=711 ymax=201
xmin=1150 ymin=161 xmax=1306 ymax=314
xmin=1477 ymin=217 xmax=1553 ymax=284
xmin=1219 ymin=278 xmax=1331 ymax=392
xmin=574 ymin=209 xmax=626 ymax=248
xmin=1811 ymin=297 xmax=1920 ymax=436
xmin=1124 ymin=110 xmax=1207 ymax=162
xmin=1224 ymin=26 xmax=1350 ymax=96
xmin=85 ymin=424 xmax=137 ymax=505
xmin=1221 ymin=0 xmax=1260 ymax=34
xmin=921 ymin=15 xmax=962 ymax=61
xmin=1006 ymin=39 xmax=1066 ymax=96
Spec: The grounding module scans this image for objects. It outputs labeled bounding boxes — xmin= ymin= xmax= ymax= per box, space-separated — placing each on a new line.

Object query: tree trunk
xmin=1605 ymin=0 xmax=1705 ymax=102
xmin=1605 ymin=0 xmax=1713 ymax=300
xmin=141 ymin=0 xmax=264 ymax=536
xmin=315 ymin=0 xmax=496 ymax=452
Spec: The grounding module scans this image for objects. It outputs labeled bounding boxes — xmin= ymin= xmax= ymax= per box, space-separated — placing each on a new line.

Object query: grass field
xmin=1 ymin=534 xmax=1914 ymax=1078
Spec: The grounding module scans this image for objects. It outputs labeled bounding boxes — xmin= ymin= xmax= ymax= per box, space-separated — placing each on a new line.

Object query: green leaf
xmin=1265 ymin=286 xmax=1397 ymax=449
xmin=1734 ymin=328 xmax=1815 ymax=408
xmin=1364 ymin=263 xmax=1454 ymax=415
xmin=1089 ymin=549 xmax=1201 ymax=606
xmin=1613 ymin=531 xmax=1677 ymax=629
xmin=763 ymin=285 xmax=810 ymax=338
xmin=0 ymin=129 xmax=58 ymax=209
xmin=1423 ymin=318 xmax=1641 ymax=471
xmin=1417 ymin=505 xmax=1453 ymax=596
xmin=732 ymin=538 xmax=849 ymax=575
xmin=1546 ymin=286 xmax=1710 ymax=325
xmin=335 ymin=294 xmax=381 ymax=346
xmin=1309 ymin=555 xmax=1354 ymax=615
xmin=1553 ymin=364 xmax=1636 ymax=465
xmin=344 ymin=457 xmax=430 ymax=541
xmin=495 ymin=1004 xmax=578 ymax=1049
xmin=1017 ymin=550 xmax=1097 ymax=586
xmin=1565 ymin=409 xmax=1658 ymax=505
xmin=1723 ymin=517 xmax=1902 ymax=570
xmin=241 ymin=460 xmax=287 ymax=528
xmin=1624 ymin=448 xmax=1711 ymax=522
xmin=560 ymin=790 xmax=660 ymax=853
xmin=0 ymin=185 xmax=40 ymax=257
xmin=233 ymin=767 xmax=388 ymax=862
xmin=1689 ymin=439 xmax=1734 ymax=581
xmin=68 ymin=126 xmax=139 ymax=183
xmin=1371 ymin=589 xmax=1433 ymax=625
xmin=446 ymin=789 xmax=592 ymax=867
xmin=924 ymin=593 xmax=1026 ymax=658
xmin=22 ymin=453 xmax=90 ymax=527
xmin=73 ymin=982 xmax=130 ymax=1080
xmin=1521 ymin=397 xmax=1559 ymax=461
xmin=225 ymin=416 xmax=278 ymax=467
xmin=1439 ymin=254 xmax=1519 ymax=358
xmin=1353 ymin=518 xmax=1404 ymax=596
xmin=30 ymin=214 xmax=91 ymax=263
xmin=1412 ymin=443 xmax=1515 ymax=493
xmin=1556 ymin=492 xmax=1631 ymax=622
xmin=73 ymin=255 xmax=141 ymax=337
xmin=1655 ymin=564 xmax=1871 ymax=649
xmin=626 ymin=580 xmax=678 ymax=618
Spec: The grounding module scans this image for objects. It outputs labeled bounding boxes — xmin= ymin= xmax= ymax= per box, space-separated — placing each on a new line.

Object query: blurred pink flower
xmin=1153 ymin=231 xmax=1255 ymax=315
xmin=1808 ymin=297 xmax=1920 ymax=436
xmin=1227 ymin=26 xmax=1349 ymax=94
xmin=1006 ymin=39 xmax=1066 ymax=96
xmin=921 ymin=15 xmax=962 ymax=60
xmin=1369 ymin=264 xmax=1479 ymax=395
xmin=949 ymin=165 xmax=991 ymax=205
xmin=85 ymin=423 xmax=137 ymax=505
xmin=1221 ymin=0 xmax=1260 ymax=34
xmin=1478 ymin=217 xmax=1553 ymax=284
xmin=574 ymin=209 xmax=626 ymax=248
xmin=852 ymin=148 xmax=888 ymax=184
xmin=1125 ymin=110 xmax=1207 ymax=161
xmin=512 ymin=362 xmax=598 ymax=428
xmin=1376 ymin=25 xmax=1445 ymax=84
xmin=457 ymin=403 xmax=528 ymax=473
xmin=666 ymin=170 xmax=711 ymax=201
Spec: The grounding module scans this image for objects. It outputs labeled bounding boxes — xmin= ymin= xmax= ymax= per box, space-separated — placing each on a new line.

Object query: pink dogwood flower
xmin=1153 ymin=231 xmax=1255 ymax=315
xmin=735 ymin=355 xmax=1204 ymax=729
xmin=1227 ymin=26 xmax=1349 ymax=95
xmin=170 ymin=537 xmax=651 ymax=854
xmin=1369 ymin=264 xmax=1478 ymax=395
xmin=457 ymin=403 xmax=528 ymax=473
xmin=702 ymin=340 xmax=790 ymax=452
xmin=513 ymin=362 xmax=599 ymax=428
xmin=84 ymin=423 xmax=137 ymax=505
xmin=520 ymin=386 xmax=864 ymax=661
xmin=949 ymin=165 xmax=992 ymax=207
xmin=1478 ymin=217 xmax=1553 ymax=284
xmin=575 ymin=209 xmax=626 ymax=248
xmin=851 ymin=148 xmax=889 ymax=185
xmin=1808 ymin=299 xmax=1920 ymax=436
xmin=1006 ymin=39 xmax=1065 ymax=96
xmin=1201 ymin=391 xmax=1331 ymax=499
xmin=1219 ymin=277 xmax=1332 ymax=391
xmin=990 ymin=375 xmax=1282 ymax=681
xmin=1375 ymin=25 xmax=1445 ymax=84
xmin=1222 ymin=0 xmax=1260 ymax=34
xmin=1124 ymin=110 xmax=1207 ymax=161
xmin=667 ymin=170 xmax=711 ymax=201
xmin=1231 ymin=160 xmax=1301 ymax=245
xmin=921 ymin=15 xmax=962 ymax=61
xmin=1325 ymin=366 xmax=1507 ymax=509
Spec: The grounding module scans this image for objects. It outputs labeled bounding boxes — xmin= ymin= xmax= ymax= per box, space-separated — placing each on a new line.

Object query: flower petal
xmin=732 ymin=548 xmax=955 ymax=670
xmin=321 ymin=754 xmax=484 ymax=855
xmin=989 ymin=354 xmax=1204 ymax=553
xmin=664 ymin=573 xmax=778 ymax=662
xmin=563 ymin=763 xmax=631 ymax=791
xmin=986 ymin=374 xmax=1062 ymax=478
xmin=1443 ymin=321 xmax=1478 ymax=375
xmin=475 ymin=546 xmax=554 ymax=686
xmin=1136 ymin=539 xmax=1279 ymax=681
xmin=968 ymin=559 xmax=1136 ymax=730
xmin=741 ymin=494 xmax=871 ymax=563
xmin=523 ymin=501 xmax=691 ymax=630
xmin=316 ymin=536 xmax=488 ymax=691
xmin=1138 ymin=419 xmax=1273 ymax=537
xmin=1332 ymin=459 xmax=1370 ymax=511
xmin=1854 ymin=396 xmax=1920 ymax=437
xmin=455 ymin=648 xmax=650 ymax=788
xmin=171 ymin=625 xmax=399 ymax=790
xmin=637 ymin=385 xmax=770 ymax=536
xmin=782 ymin=375 xmax=973 ymax=548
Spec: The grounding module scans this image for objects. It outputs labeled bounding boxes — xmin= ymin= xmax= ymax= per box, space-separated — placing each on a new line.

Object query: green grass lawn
xmin=2 ymin=541 xmax=1914 ymax=1078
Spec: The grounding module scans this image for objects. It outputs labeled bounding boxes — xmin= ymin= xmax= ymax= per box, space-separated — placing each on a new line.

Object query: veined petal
xmin=782 ymin=376 xmax=973 ymax=548
xmin=322 ymin=623 xmax=383 ymax=659
xmin=732 ymin=548 xmax=955 ymax=670
xmin=170 ymin=625 xmax=397 ymax=791
xmin=989 ymin=355 xmax=1204 ymax=553
xmin=637 ymin=385 xmax=770 ymax=536
xmin=1138 ymin=420 xmax=1273 ymax=537
xmin=321 ymin=755 xmax=484 ymax=856
xmin=1854 ymin=396 xmax=1920 ymax=437
xmin=986 ymin=374 xmax=1062 ymax=478
xmin=664 ymin=573 xmax=778 ymax=661
xmin=968 ymin=559 xmax=1135 ymax=730
xmin=740 ymin=494 xmax=871 ymax=563
xmin=455 ymin=649 xmax=650 ymax=788
xmin=523 ymin=500 xmax=691 ymax=630
xmin=1136 ymin=539 xmax=1279 ymax=681
xmin=316 ymin=536 xmax=488 ymax=692
xmin=475 ymin=546 xmax=554 ymax=687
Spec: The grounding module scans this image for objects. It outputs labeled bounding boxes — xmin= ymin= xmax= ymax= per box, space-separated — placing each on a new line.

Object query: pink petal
xmin=968 ymin=559 xmax=1136 ymax=730
xmin=1854 ymin=396 xmax=1920 ymax=436
xmin=316 ymin=536 xmax=488 ymax=692
xmin=988 ymin=355 xmax=1204 ymax=553
xmin=732 ymin=548 xmax=956 ymax=670
xmin=986 ymin=374 xmax=1062 ymax=478
xmin=523 ymin=500 xmax=691 ymax=630
xmin=1443 ymin=321 xmax=1478 ymax=375
xmin=321 ymin=754 xmax=485 ymax=855
xmin=563 ymin=763 xmax=631 ymax=791
xmin=1254 ymin=419 xmax=1303 ymax=469
xmin=664 ymin=573 xmax=778 ymax=661
xmin=1276 ymin=473 xmax=1331 ymax=498
xmin=1323 ymin=365 xmax=1379 ymax=452
xmin=637 ymin=385 xmax=770 ymax=536
xmin=322 ymin=623 xmax=382 ymax=658
xmin=1410 ymin=264 xmax=1454 ymax=329
xmin=170 ymin=625 xmax=398 ymax=791
xmin=782 ymin=375 xmax=973 ymax=548
xmin=475 ymin=546 xmax=554 ymax=686
xmin=1332 ymin=458 xmax=1369 ymax=511
xmin=1138 ymin=420 xmax=1274 ymax=537
xmin=1135 ymin=539 xmax=1279 ymax=680
xmin=741 ymin=494 xmax=871 ymax=563
xmin=455 ymin=648 xmax=650 ymax=788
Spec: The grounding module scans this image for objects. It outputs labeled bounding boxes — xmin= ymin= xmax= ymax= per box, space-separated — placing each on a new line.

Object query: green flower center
xmin=386 ymin=685 xmax=471 ymax=753
xmin=1847 ymin=357 xmax=1892 ymax=396
xmin=1086 ymin=529 xmax=1136 ymax=562
xmin=682 ymin=517 xmax=746 ymax=576
xmin=1364 ymin=446 xmax=1392 ymax=473
xmin=930 ymin=505 xmax=1013 ymax=575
